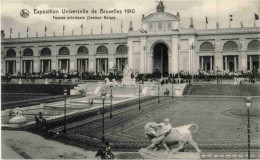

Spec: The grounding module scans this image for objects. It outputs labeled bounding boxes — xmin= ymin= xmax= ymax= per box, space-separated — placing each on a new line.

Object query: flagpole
xmin=81 ymin=24 xmax=83 ymax=35
xmin=101 ymin=22 xmax=103 ymax=34
xmin=27 ymin=26 xmax=29 ymax=38
xmin=45 ymin=25 xmax=47 ymax=37
xmin=229 ymin=14 xmax=231 ymax=28
xmin=121 ymin=20 xmax=123 ymax=33
xmin=205 ymin=16 xmax=207 ymax=29
xmin=254 ymin=13 xmax=256 ymax=27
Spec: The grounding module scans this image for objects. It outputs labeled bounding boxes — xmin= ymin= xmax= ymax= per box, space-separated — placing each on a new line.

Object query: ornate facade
xmin=2 ymin=3 xmax=260 ymax=75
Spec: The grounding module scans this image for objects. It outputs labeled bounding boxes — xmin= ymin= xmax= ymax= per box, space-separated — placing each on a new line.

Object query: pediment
xmin=143 ymin=12 xmax=179 ymax=22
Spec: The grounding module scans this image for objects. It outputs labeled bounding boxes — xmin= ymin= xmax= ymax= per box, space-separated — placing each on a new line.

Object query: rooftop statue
xmin=156 ymin=1 xmax=165 ymax=12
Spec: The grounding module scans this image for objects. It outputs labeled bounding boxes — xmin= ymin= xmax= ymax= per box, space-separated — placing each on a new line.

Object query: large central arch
xmin=153 ymin=43 xmax=169 ymax=75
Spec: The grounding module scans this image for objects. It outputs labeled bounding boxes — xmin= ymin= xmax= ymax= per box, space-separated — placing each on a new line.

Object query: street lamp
xmin=110 ymin=85 xmax=113 ymax=118
xmin=171 ymin=80 xmax=174 ymax=99
xmin=158 ymin=81 xmax=160 ymax=103
xmin=63 ymin=88 xmax=68 ymax=134
xmin=245 ymin=96 xmax=252 ymax=159
xmin=101 ymin=90 xmax=106 ymax=142
xmin=139 ymin=81 xmax=141 ymax=110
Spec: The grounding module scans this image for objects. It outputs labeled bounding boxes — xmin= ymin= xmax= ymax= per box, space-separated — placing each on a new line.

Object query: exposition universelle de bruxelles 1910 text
xmin=33 ymin=8 xmax=136 ymax=20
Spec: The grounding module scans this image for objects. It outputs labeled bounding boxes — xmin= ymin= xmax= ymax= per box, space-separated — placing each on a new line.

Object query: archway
xmin=153 ymin=43 xmax=169 ymax=76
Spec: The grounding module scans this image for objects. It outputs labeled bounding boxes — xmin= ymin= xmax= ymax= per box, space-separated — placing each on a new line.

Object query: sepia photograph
xmin=1 ymin=0 xmax=260 ymax=159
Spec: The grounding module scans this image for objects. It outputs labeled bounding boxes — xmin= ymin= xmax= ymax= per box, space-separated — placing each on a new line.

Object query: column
xmin=171 ymin=35 xmax=179 ymax=73
xmin=140 ymin=37 xmax=146 ymax=73
xmin=97 ymin=59 xmax=100 ymax=73
xmin=41 ymin=61 xmax=43 ymax=72
xmin=30 ymin=61 xmax=33 ymax=73
xmin=225 ymin=56 xmax=228 ymax=71
xmin=210 ymin=56 xmax=213 ymax=70
xmin=23 ymin=61 xmax=26 ymax=73
xmin=201 ymin=57 xmax=204 ymax=70
xmin=67 ymin=60 xmax=69 ymax=72
xmin=105 ymin=59 xmax=107 ymax=73
xmin=48 ymin=60 xmax=51 ymax=71
xmin=127 ymin=40 xmax=133 ymax=69
xmin=6 ymin=61 xmax=9 ymax=74
xmin=259 ymin=56 xmax=260 ymax=70
xmin=161 ymin=51 xmax=163 ymax=73
xmin=249 ymin=56 xmax=253 ymax=70
xmin=13 ymin=61 xmax=16 ymax=73
xmin=59 ymin=60 xmax=61 ymax=71
xmin=234 ymin=56 xmax=237 ymax=71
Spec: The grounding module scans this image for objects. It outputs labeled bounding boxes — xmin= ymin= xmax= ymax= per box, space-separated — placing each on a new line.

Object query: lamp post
xmin=63 ymin=88 xmax=68 ymax=134
xmin=101 ymin=91 xmax=106 ymax=142
xmin=110 ymin=85 xmax=113 ymax=118
xmin=172 ymin=81 xmax=174 ymax=99
xmin=245 ymin=96 xmax=252 ymax=159
xmin=139 ymin=81 xmax=141 ymax=110
xmin=158 ymin=81 xmax=160 ymax=103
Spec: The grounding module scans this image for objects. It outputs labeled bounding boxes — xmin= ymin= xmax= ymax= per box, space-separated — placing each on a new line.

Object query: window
xmin=77 ymin=46 xmax=89 ymax=54
xmin=23 ymin=48 xmax=33 ymax=56
xmin=6 ymin=49 xmax=16 ymax=57
xmin=223 ymin=41 xmax=238 ymax=51
xmin=116 ymin=45 xmax=127 ymax=54
xmin=40 ymin=48 xmax=51 ymax=56
xmin=200 ymin=42 xmax=214 ymax=51
xmin=96 ymin=46 xmax=108 ymax=54
xmin=58 ymin=47 xmax=70 ymax=55
xmin=248 ymin=40 xmax=260 ymax=50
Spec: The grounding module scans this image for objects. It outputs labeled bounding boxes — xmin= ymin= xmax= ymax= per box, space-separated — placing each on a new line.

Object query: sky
xmin=1 ymin=0 xmax=260 ymax=38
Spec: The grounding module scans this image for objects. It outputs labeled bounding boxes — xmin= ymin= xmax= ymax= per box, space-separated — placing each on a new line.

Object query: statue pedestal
xmin=139 ymin=149 xmax=200 ymax=159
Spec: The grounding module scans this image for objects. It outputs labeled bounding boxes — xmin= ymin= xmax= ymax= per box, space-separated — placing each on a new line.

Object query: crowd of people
xmin=2 ymin=69 xmax=259 ymax=83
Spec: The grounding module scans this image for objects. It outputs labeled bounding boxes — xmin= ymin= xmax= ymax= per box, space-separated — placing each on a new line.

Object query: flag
xmin=255 ymin=13 xmax=259 ymax=20
xmin=27 ymin=26 xmax=29 ymax=32
xmin=45 ymin=26 xmax=47 ymax=32
xmin=230 ymin=14 xmax=233 ymax=21
xmin=206 ymin=17 xmax=208 ymax=24
xmin=10 ymin=27 xmax=12 ymax=33
xmin=101 ymin=22 xmax=103 ymax=29
xmin=81 ymin=24 xmax=83 ymax=29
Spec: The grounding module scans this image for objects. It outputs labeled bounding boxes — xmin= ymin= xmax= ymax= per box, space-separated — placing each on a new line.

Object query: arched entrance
xmin=153 ymin=43 xmax=169 ymax=76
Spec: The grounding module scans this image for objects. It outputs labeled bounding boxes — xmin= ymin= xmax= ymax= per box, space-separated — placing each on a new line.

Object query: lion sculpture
xmin=143 ymin=122 xmax=201 ymax=153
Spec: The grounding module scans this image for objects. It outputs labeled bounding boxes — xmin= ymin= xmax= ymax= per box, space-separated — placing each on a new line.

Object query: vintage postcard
xmin=1 ymin=0 xmax=260 ymax=159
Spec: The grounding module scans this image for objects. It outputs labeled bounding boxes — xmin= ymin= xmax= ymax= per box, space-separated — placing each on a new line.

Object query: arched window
xmin=77 ymin=46 xmax=89 ymax=54
xmin=116 ymin=45 xmax=127 ymax=54
xmin=6 ymin=49 xmax=16 ymax=57
xmin=247 ymin=40 xmax=260 ymax=51
xmin=223 ymin=41 xmax=238 ymax=51
xmin=199 ymin=42 xmax=214 ymax=51
xmin=40 ymin=48 xmax=51 ymax=56
xmin=23 ymin=48 xmax=33 ymax=56
xmin=58 ymin=47 xmax=70 ymax=55
xmin=96 ymin=46 xmax=108 ymax=54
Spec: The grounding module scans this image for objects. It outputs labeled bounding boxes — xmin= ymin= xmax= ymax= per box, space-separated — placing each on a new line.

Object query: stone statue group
xmin=142 ymin=118 xmax=201 ymax=154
